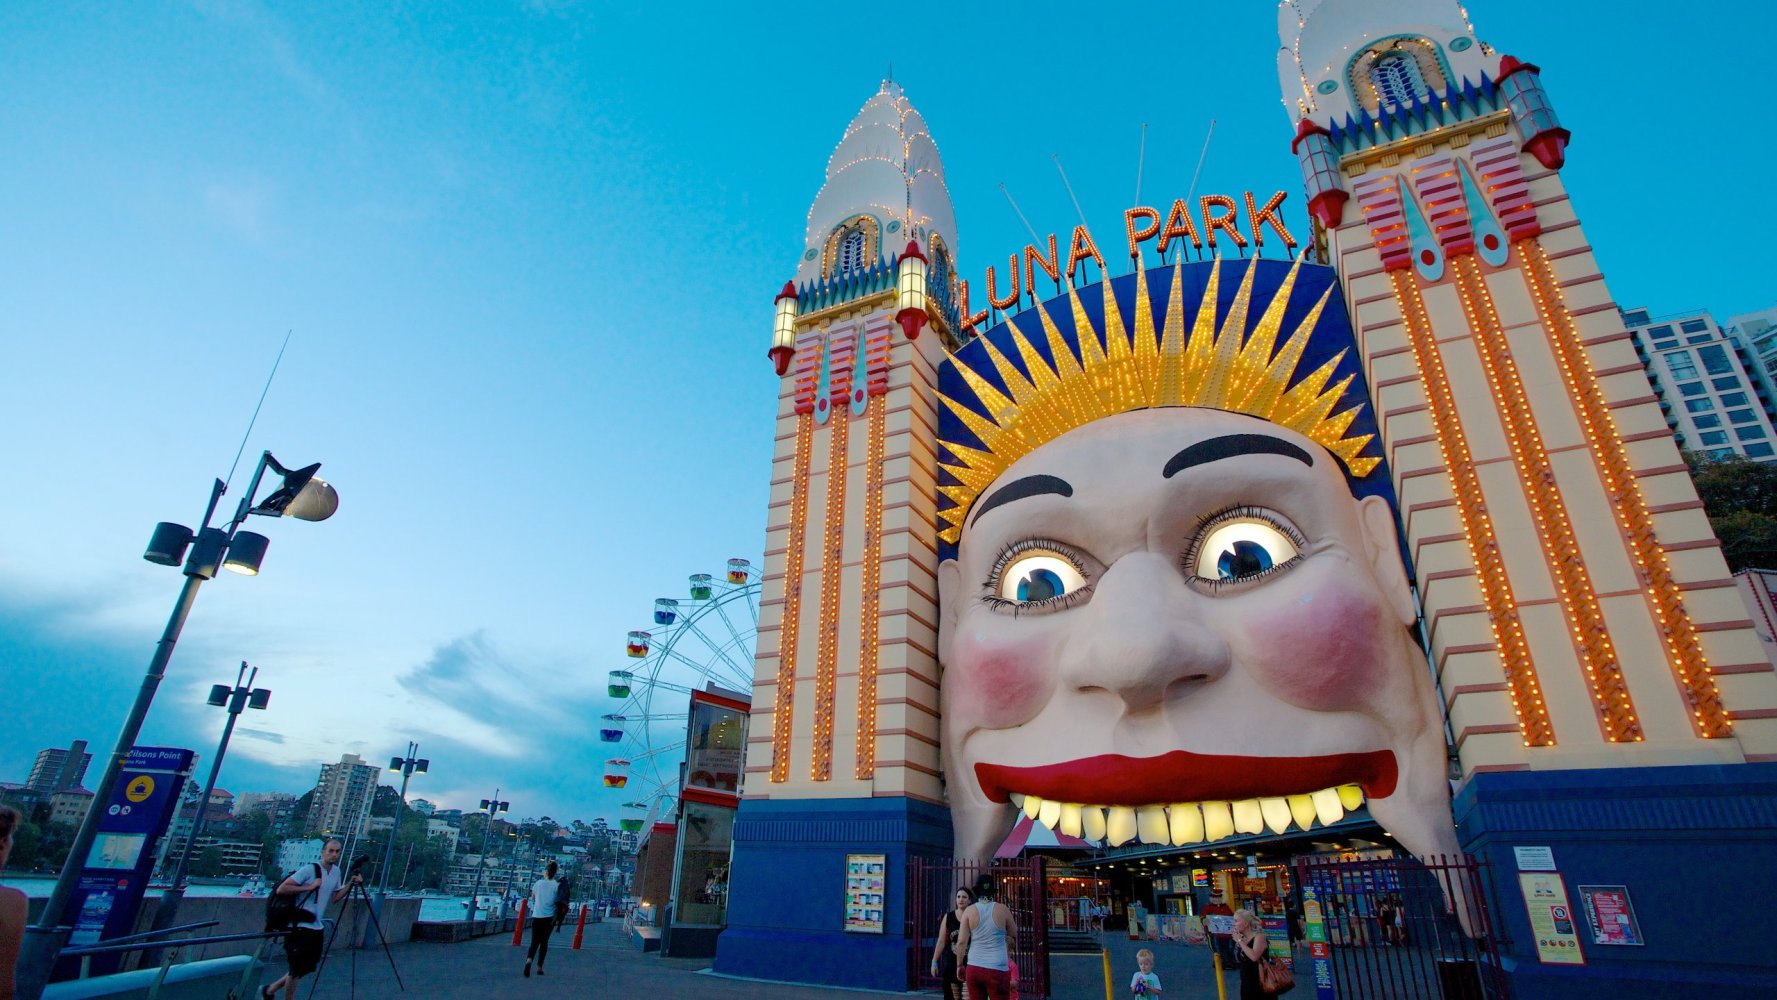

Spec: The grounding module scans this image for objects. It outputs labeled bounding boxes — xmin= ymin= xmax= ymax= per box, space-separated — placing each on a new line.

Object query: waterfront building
xmin=26 ymin=740 xmax=91 ymax=794
xmin=425 ymin=818 xmax=460 ymax=852
xmin=1727 ymin=305 xmax=1777 ymax=383
xmin=1619 ymin=306 xmax=1777 ymax=461
xmin=275 ymin=837 xmax=324 ymax=875
xmin=46 ymin=787 xmax=92 ymax=827
xmin=407 ymin=798 xmax=437 ymax=817
xmin=304 ymin=752 xmax=381 ymax=839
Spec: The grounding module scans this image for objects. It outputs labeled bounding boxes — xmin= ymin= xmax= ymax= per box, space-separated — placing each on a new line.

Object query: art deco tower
xmin=716 ymin=81 xmax=962 ymax=989
xmin=1279 ymin=1 xmax=1777 ymax=992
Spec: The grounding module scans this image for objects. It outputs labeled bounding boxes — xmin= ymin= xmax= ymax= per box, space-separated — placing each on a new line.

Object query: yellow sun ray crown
xmin=937 ymin=255 xmax=1381 ymax=545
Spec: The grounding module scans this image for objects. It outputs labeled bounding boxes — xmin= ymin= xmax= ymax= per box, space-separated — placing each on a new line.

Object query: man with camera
xmin=261 ymin=838 xmax=363 ymax=1000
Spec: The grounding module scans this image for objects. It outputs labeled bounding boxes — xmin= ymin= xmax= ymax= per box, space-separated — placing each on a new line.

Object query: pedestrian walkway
xmin=291 ymin=919 xmax=1252 ymax=999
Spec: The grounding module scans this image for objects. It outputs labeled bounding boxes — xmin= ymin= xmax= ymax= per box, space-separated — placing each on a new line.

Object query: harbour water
xmin=5 ymin=874 xmax=490 ymax=922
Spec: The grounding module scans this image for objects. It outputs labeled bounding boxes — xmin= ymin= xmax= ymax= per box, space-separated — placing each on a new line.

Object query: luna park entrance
xmin=1294 ymin=853 xmax=1512 ymax=1000
xmin=908 ymin=857 xmax=1051 ymax=997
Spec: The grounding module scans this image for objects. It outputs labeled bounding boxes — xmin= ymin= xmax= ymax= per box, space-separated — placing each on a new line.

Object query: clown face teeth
xmin=1232 ymin=798 xmax=1264 ymax=835
xmin=1260 ymin=797 xmax=1292 ymax=835
xmin=1201 ymin=800 xmax=1235 ymax=841
xmin=1058 ymin=802 xmax=1084 ymax=839
xmin=1337 ymin=784 xmax=1364 ymax=811
xmin=1012 ymin=784 xmax=1367 ymax=845
xmin=1169 ymin=802 xmax=1204 ymax=845
xmin=1106 ymin=806 xmax=1137 ymax=847
xmin=1287 ymin=793 xmax=1317 ymax=831
xmin=1136 ymin=805 xmax=1169 ymax=845
xmin=1081 ymin=805 xmax=1107 ymax=842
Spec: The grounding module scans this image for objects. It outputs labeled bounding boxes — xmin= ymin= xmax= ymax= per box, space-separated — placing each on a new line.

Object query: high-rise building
xmin=26 ymin=740 xmax=91 ymax=793
xmin=1620 ymin=306 xmax=1777 ymax=461
xmin=303 ymin=753 xmax=381 ymax=839
xmin=1726 ymin=304 xmax=1777 ymax=390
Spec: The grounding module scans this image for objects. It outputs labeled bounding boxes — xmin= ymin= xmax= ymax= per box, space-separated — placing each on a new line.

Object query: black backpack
xmin=265 ymin=863 xmax=321 ymax=931
xmin=553 ymin=877 xmax=572 ymax=924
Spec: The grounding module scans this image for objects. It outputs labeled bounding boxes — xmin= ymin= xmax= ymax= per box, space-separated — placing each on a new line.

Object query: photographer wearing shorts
xmin=261 ymin=838 xmax=361 ymax=1000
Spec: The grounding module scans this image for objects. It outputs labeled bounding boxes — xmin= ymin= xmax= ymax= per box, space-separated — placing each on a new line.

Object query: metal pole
xmin=464 ymin=789 xmax=499 ymax=923
xmin=15 ymin=570 xmax=207 ymax=999
xmin=370 ymin=743 xmax=416 ymax=937
xmin=143 ymin=662 xmax=255 ymax=963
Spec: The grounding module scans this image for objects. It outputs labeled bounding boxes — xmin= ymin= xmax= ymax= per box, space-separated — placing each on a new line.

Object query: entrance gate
xmin=908 ymin=857 xmax=1050 ymax=997
xmin=1294 ymin=854 xmax=1511 ymax=1000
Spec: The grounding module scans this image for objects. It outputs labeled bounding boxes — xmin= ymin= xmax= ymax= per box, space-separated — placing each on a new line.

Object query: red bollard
xmin=511 ymin=899 xmax=528 ymax=945
xmin=572 ymin=903 xmax=589 ymax=950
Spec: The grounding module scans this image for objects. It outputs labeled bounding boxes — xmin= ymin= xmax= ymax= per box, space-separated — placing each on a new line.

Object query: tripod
xmin=308 ymin=878 xmax=405 ymax=998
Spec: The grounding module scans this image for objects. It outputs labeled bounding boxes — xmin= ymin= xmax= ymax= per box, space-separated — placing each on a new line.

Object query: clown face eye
xmin=1188 ymin=508 xmax=1304 ymax=586
xmin=986 ymin=542 xmax=1092 ymax=612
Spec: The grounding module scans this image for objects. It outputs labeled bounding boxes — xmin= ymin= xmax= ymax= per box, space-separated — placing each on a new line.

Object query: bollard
xmin=1213 ymin=950 xmax=1228 ymax=1000
xmin=511 ymin=899 xmax=528 ymax=945
xmin=572 ymin=902 xmax=589 ymax=950
xmin=1101 ymin=947 xmax=1113 ymax=1000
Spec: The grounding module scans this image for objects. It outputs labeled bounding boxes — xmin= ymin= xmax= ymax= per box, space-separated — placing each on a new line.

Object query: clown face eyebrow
xmin=1162 ymin=434 xmax=1314 ymax=479
xmin=968 ymin=474 xmax=1075 ymax=527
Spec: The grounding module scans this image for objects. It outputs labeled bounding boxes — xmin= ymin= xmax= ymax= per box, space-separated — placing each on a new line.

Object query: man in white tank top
xmin=953 ymin=876 xmax=1018 ymax=1000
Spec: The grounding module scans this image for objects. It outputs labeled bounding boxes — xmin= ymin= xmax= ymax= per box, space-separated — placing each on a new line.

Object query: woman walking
xmin=522 ymin=861 xmax=561 ymax=977
xmin=1232 ymin=908 xmax=1269 ymax=1000
xmin=954 ymin=876 xmax=1017 ymax=1000
xmin=929 ymin=886 xmax=972 ymax=1000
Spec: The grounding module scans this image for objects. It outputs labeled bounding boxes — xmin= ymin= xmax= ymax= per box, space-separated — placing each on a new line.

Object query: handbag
xmin=1258 ymin=953 xmax=1296 ymax=995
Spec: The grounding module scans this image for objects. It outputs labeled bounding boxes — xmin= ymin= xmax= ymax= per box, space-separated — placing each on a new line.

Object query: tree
xmin=1686 ymin=452 xmax=1777 ymax=571
xmin=4 ymin=819 xmax=42 ymax=871
xmin=191 ymin=846 xmax=225 ymax=878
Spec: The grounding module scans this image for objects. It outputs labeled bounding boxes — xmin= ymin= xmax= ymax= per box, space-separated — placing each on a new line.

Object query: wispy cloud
xmin=187 ymin=0 xmax=328 ymax=101
xmin=203 ymin=179 xmax=277 ymax=244
xmin=236 ymin=727 xmax=286 ymax=744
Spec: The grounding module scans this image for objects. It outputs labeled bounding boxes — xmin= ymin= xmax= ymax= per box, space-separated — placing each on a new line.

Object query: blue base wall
xmin=1455 ymin=762 xmax=1777 ymax=999
xmin=713 ymin=796 xmax=952 ymax=991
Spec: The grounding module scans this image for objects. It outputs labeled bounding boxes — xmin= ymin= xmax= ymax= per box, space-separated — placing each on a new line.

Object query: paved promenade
xmin=291 ymin=920 xmax=1242 ymax=999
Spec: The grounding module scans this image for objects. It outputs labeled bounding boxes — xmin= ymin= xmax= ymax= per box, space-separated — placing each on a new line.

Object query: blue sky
xmin=2 ymin=1 xmax=1770 ymax=826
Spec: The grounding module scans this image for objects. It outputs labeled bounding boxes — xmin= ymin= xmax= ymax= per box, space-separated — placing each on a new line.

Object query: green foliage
xmin=3 ymin=819 xmax=43 ymax=871
xmin=191 ymin=846 xmax=226 ymax=877
xmin=1686 ymin=452 xmax=1777 ymax=572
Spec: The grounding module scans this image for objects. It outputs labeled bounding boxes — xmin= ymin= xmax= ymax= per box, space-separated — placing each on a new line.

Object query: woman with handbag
xmin=1233 ymin=908 xmax=1293 ymax=997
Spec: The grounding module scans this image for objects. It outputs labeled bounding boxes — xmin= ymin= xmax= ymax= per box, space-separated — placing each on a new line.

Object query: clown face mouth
xmin=975 ymin=749 xmax=1397 ymax=847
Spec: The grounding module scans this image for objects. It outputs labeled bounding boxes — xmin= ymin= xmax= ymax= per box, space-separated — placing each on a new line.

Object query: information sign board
xmin=843 ymin=853 xmax=886 ymax=934
xmin=1577 ymin=885 xmax=1643 ymax=946
xmin=1513 ymin=846 xmax=1556 ymax=871
xmin=1301 ymin=885 xmax=1336 ymax=999
xmin=1518 ymin=872 xmax=1585 ymax=965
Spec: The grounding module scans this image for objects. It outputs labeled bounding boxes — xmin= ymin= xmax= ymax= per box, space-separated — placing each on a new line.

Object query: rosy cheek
xmin=1237 ymin=584 xmax=1390 ymax=710
xmin=947 ymin=626 xmax=1057 ymax=729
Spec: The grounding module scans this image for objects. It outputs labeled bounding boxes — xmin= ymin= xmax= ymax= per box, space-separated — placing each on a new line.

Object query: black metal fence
xmin=908 ymin=856 xmax=1050 ymax=997
xmin=1294 ymin=853 xmax=1511 ymax=1000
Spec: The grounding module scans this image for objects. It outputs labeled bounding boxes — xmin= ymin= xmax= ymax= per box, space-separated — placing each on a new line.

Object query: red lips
xmin=974 ymin=749 xmax=1398 ymax=806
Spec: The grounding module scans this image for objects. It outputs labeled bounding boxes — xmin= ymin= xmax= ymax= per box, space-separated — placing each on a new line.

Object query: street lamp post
xmin=374 ymin=744 xmax=427 ymax=919
xmin=463 ymin=792 xmax=508 ymax=923
xmin=147 ymin=661 xmax=271 ymax=947
xmin=14 ymin=452 xmax=336 ymax=1000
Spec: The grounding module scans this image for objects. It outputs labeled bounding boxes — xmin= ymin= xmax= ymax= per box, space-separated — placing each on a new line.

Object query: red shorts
xmin=964 ymin=964 xmax=1012 ymax=1000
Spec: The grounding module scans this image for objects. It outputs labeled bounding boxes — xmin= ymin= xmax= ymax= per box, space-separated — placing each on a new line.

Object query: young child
xmin=1129 ymin=948 xmax=1162 ymax=996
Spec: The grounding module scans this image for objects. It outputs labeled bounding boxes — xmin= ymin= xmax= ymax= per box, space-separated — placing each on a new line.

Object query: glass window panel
xmin=1744 ymin=443 xmax=1775 ymax=458
xmin=1729 ymin=409 xmax=1758 ymax=425
xmin=1685 ymin=399 xmax=1714 ymax=413
xmin=1698 ymin=345 xmax=1733 ymax=375
xmin=1664 ymin=352 xmax=1698 ymax=379
xmin=1700 ymin=431 xmax=1728 ymax=445
xmin=1713 ymin=377 xmax=1742 ymax=391
xmin=1681 ymin=319 xmax=1709 ymax=333
xmin=1689 ymin=335 xmax=1715 ymax=345
xmin=1649 ymin=325 xmax=1674 ymax=338
xmin=1736 ymin=424 xmax=1769 ymax=441
xmin=1694 ymin=414 xmax=1723 ymax=428
xmin=1680 ymin=382 xmax=1707 ymax=397
xmin=684 ymin=701 xmax=747 ymax=796
xmin=1722 ymin=392 xmax=1749 ymax=406
xmin=671 ymin=799 xmax=735 ymax=926
xmin=1653 ymin=340 xmax=1679 ymax=350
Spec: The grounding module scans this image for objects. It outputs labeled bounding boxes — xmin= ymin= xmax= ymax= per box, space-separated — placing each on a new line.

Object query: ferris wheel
xmin=603 ymin=558 xmax=760 ymax=831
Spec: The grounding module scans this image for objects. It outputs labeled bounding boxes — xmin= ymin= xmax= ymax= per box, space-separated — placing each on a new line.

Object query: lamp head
xmin=414 ymin=759 xmax=429 ymax=774
xmin=247 ymin=688 xmax=271 ymax=710
xmin=251 ymin=455 xmax=339 ymax=522
xmin=222 ymin=531 xmax=270 ymax=575
xmin=145 ymin=522 xmax=195 ymax=567
xmin=391 ymin=756 xmax=404 ymax=771
xmin=207 ymin=685 xmax=232 ymax=707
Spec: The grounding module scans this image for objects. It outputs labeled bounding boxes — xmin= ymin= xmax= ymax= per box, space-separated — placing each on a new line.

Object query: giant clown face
xmin=937 ymin=405 xmax=1460 ymax=863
